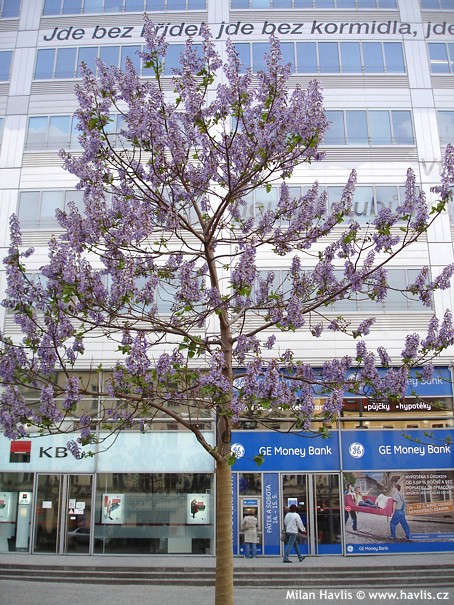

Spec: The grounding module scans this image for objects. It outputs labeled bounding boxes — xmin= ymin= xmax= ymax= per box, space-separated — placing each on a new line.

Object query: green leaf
xmin=253 ymin=453 xmax=265 ymax=467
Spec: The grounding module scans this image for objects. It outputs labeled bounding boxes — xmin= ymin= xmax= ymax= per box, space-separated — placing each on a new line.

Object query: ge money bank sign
xmin=231 ymin=429 xmax=454 ymax=472
xmin=342 ymin=430 xmax=454 ymax=472
xmin=231 ymin=431 xmax=340 ymax=472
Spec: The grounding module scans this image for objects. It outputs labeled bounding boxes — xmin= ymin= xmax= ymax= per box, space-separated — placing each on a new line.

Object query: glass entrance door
xmin=33 ymin=474 xmax=93 ymax=554
xmin=282 ymin=473 xmax=341 ymax=555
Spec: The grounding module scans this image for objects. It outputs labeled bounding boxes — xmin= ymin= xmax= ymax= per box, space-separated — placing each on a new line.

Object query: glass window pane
xmin=231 ymin=0 xmax=249 ymax=7
xmin=385 ymin=270 xmax=407 ymax=311
xmin=165 ymin=44 xmax=184 ymax=75
xmin=2 ymin=0 xmax=21 ymax=16
xmin=83 ymin=0 xmax=103 ymax=12
xmin=234 ymin=43 xmax=251 ymax=72
xmin=351 ymin=186 xmax=374 ymax=222
xmin=125 ymin=0 xmax=144 ymax=8
xmin=255 ymin=187 xmax=278 ymax=217
xmin=145 ymin=0 xmax=165 ymax=8
xmin=48 ymin=116 xmax=70 ymax=148
xmin=294 ymin=0 xmax=312 ymax=5
xmin=104 ymin=0 xmax=123 ymax=11
xmin=62 ymin=0 xmax=82 ymax=13
xmin=391 ymin=111 xmax=414 ymax=144
xmin=65 ymin=189 xmax=85 ymax=213
xmin=0 ymin=50 xmax=12 ymax=80
xmin=379 ymin=0 xmax=397 ymax=6
xmin=363 ymin=42 xmax=384 ymax=73
xmin=251 ymin=0 xmax=269 ymax=6
xmin=252 ymin=43 xmax=269 ymax=73
xmin=324 ymin=111 xmax=345 ymax=145
xmin=240 ymin=192 xmax=254 ymax=222
xmin=26 ymin=117 xmax=48 ymax=149
xmin=188 ymin=0 xmax=206 ymax=8
xmin=70 ymin=117 xmax=81 ymax=149
xmin=421 ymin=0 xmax=439 ymax=6
xmin=346 ymin=111 xmax=368 ymax=144
xmin=340 ymin=43 xmax=361 ymax=74
xmin=327 ymin=187 xmax=346 ymax=214
xmin=375 ymin=186 xmax=399 ymax=216
xmin=319 ymin=43 xmax=339 ymax=73
xmin=440 ymin=0 xmax=454 ymax=8
xmin=448 ymin=44 xmax=454 ymax=73
xmin=438 ymin=111 xmax=454 ymax=145
xmin=43 ymin=0 xmax=62 ymax=15
xmin=281 ymin=42 xmax=294 ymax=73
xmin=315 ymin=0 xmax=334 ymax=6
xmin=41 ymin=191 xmax=65 ymax=222
xmin=77 ymin=47 xmax=98 ymax=76
xmin=368 ymin=111 xmax=391 ymax=144
xmin=121 ymin=45 xmax=141 ymax=72
xmin=296 ymin=42 xmax=316 ymax=73
xmin=429 ymin=44 xmax=449 ymax=73
xmin=156 ymin=281 xmax=179 ymax=313
xmin=336 ymin=0 xmax=356 ymax=6
xmin=407 ymin=269 xmax=429 ymax=309
xmin=35 ymin=49 xmax=55 ymax=79
xmin=100 ymin=45 xmax=120 ymax=68
xmin=384 ymin=43 xmax=404 ymax=73
xmin=55 ymin=47 xmax=77 ymax=78
xmin=273 ymin=0 xmax=292 ymax=6
xmin=18 ymin=192 xmax=41 ymax=226
xmin=167 ymin=0 xmax=185 ymax=8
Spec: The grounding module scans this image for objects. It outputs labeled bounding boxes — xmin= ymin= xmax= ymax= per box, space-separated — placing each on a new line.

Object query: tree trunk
xmin=215 ymin=457 xmax=234 ymax=605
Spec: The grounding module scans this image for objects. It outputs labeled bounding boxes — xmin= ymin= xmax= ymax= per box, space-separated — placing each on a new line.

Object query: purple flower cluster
xmin=1 ymin=21 xmax=453 ymax=454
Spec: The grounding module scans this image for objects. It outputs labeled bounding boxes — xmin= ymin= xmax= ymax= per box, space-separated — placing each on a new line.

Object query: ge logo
xmin=349 ymin=442 xmax=365 ymax=458
xmin=347 ymin=545 xmax=354 ymax=553
xmin=231 ymin=443 xmax=245 ymax=459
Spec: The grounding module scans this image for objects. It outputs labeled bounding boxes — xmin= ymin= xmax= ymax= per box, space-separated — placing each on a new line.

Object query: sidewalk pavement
xmin=2 ymin=551 xmax=454 ymax=568
xmin=1 ymin=552 xmax=453 ymax=605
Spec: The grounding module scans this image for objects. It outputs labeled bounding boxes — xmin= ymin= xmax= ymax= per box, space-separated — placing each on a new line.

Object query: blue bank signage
xmin=232 ymin=429 xmax=454 ymax=472
xmin=231 ymin=430 xmax=340 ymax=472
xmin=342 ymin=429 xmax=454 ymax=471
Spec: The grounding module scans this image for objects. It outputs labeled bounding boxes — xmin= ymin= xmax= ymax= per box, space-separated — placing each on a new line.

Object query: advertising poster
xmin=187 ymin=493 xmax=208 ymax=524
xmin=0 ymin=492 xmax=17 ymax=522
xmin=102 ymin=494 xmax=124 ymax=524
xmin=343 ymin=471 xmax=454 ymax=554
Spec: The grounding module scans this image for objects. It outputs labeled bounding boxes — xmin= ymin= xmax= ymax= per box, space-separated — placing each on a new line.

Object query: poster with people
xmin=343 ymin=471 xmax=454 ymax=553
xmin=187 ymin=494 xmax=208 ymax=524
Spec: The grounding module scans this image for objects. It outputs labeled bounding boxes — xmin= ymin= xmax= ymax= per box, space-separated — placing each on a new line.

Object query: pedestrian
xmin=344 ymin=483 xmax=358 ymax=531
xmin=390 ymin=484 xmax=411 ymax=540
xmin=242 ymin=509 xmax=258 ymax=558
xmin=283 ymin=504 xmax=306 ymax=563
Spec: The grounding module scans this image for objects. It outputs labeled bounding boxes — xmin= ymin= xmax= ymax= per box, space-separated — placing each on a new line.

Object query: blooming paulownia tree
xmin=1 ymin=19 xmax=454 ymax=604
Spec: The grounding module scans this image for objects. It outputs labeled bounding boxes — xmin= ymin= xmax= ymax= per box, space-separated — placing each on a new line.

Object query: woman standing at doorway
xmin=242 ymin=509 xmax=258 ymax=558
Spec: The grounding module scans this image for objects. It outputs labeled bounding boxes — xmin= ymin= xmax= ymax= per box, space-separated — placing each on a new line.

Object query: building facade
xmin=0 ymin=0 xmax=453 ymax=557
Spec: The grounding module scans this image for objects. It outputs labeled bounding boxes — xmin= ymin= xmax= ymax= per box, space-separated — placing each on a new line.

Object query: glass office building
xmin=0 ymin=0 xmax=453 ymax=557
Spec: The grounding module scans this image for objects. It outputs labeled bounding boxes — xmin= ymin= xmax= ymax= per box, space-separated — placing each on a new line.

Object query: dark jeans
xmin=345 ymin=509 xmax=357 ymax=530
